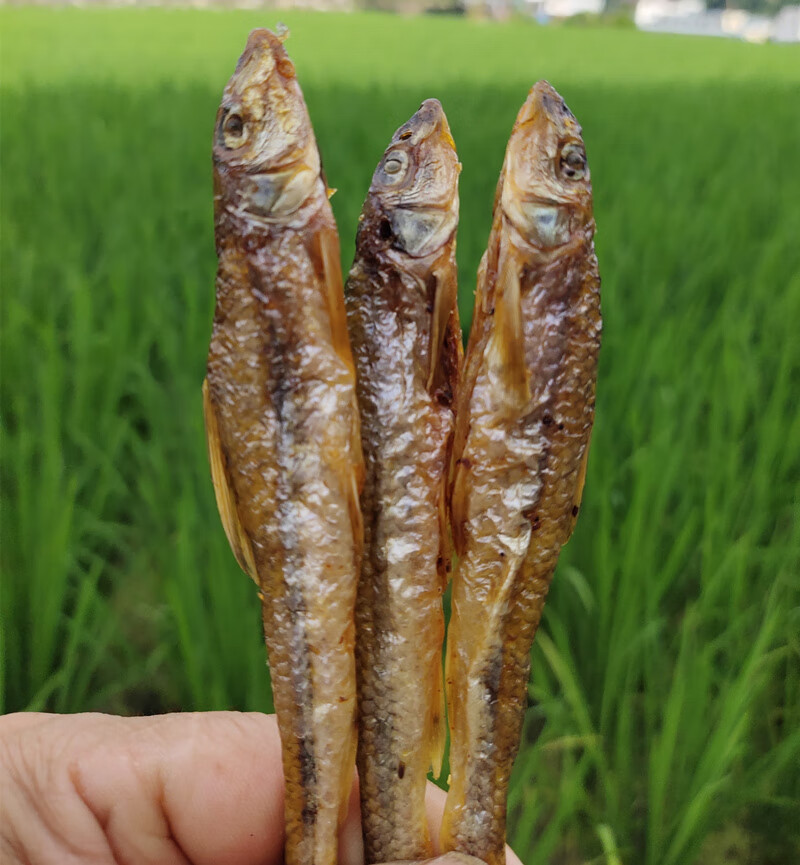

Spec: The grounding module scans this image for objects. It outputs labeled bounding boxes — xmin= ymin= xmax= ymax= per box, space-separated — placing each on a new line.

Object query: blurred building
xmin=635 ymin=0 xmax=705 ymax=30
xmin=538 ymin=0 xmax=605 ymax=16
xmin=635 ymin=0 xmax=799 ymax=40
xmin=772 ymin=4 xmax=800 ymax=40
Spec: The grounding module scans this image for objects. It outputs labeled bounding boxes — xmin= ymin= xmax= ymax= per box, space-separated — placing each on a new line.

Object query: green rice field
xmin=1 ymin=8 xmax=799 ymax=863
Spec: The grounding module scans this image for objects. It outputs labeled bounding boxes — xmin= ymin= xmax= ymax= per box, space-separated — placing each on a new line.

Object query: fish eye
xmin=277 ymin=56 xmax=296 ymax=79
xmin=560 ymin=143 xmax=586 ymax=180
xmin=223 ymin=111 xmax=246 ymax=148
xmin=380 ymin=150 xmax=409 ymax=184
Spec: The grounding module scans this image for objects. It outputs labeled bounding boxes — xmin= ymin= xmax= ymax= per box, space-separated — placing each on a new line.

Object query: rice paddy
xmin=1 ymin=8 xmax=799 ymax=862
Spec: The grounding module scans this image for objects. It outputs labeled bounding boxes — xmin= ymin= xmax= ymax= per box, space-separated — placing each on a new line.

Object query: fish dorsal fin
xmin=486 ymin=243 xmax=530 ymax=410
xmin=202 ymin=379 xmax=258 ymax=584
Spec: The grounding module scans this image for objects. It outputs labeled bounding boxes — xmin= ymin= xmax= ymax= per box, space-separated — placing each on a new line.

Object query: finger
xmin=2 ymin=712 xmax=128 ymax=865
xmin=1 ymin=711 xmax=286 ymax=865
xmin=76 ymin=712 xmax=286 ymax=865
xmin=1 ymin=712 xmax=523 ymax=865
xmin=0 ymin=711 xmax=54 ymax=737
xmin=383 ymin=856 xmax=487 ymax=865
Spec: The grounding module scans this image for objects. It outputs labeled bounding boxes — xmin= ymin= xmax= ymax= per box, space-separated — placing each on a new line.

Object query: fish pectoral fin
xmin=568 ymin=433 xmax=592 ymax=538
xmin=430 ymin=479 xmax=450 ymax=777
xmin=426 ymin=265 xmax=462 ymax=397
xmin=336 ymin=693 xmax=358 ymax=827
xmin=486 ymin=247 xmax=530 ymax=410
xmin=346 ymin=460 xmax=364 ymax=556
xmin=436 ymin=477 xmax=453 ymax=590
xmin=449 ymin=454 xmax=469 ymax=558
xmin=428 ymin=651 xmax=447 ymax=779
xmin=345 ymin=392 xmax=365 ymax=548
xmin=311 ymin=227 xmax=365 ymax=546
xmin=314 ymin=227 xmax=356 ymax=376
xmin=203 ymin=379 xmax=258 ymax=583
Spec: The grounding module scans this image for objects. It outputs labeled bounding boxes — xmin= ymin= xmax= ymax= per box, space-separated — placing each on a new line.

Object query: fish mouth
xmin=236 ymin=28 xmax=288 ymax=80
xmin=396 ymin=98 xmax=457 ymax=153
xmin=243 ymin=27 xmax=283 ymax=53
xmin=225 ymin=27 xmax=298 ymax=127
xmin=418 ymin=98 xmax=457 ymax=150
xmin=516 ymin=80 xmax=572 ymax=128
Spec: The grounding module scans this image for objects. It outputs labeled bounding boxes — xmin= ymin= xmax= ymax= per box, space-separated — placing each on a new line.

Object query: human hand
xmin=0 ymin=711 xmax=522 ymax=865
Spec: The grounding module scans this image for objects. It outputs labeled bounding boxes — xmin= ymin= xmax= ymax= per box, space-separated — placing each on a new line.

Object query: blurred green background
xmin=1 ymin=8 xmax=799 ymax=863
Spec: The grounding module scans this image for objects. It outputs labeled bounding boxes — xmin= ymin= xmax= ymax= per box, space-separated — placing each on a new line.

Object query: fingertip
xmin=156 ymin=711 xmax=285 ymax=865
xmin=423 ymin=781 xmax=448 ymax=854
xmin=505 ymin=844 xmax=524 ymax=865
xmin=426 ymin=849 xmax=523 ymax=865
xmin=430 ymin=854 xmax=489 ymax=865
xmin=337 ymin=770 xmax=364 ymax=865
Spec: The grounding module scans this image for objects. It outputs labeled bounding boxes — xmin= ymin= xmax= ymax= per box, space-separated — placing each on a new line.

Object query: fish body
xmin=203 ymin=30 xmax=363 ymax=865
xmin=441 ymin=82 xmax=601 ymax=863
xmin=345 ymin=100 xmax=462 ymax=862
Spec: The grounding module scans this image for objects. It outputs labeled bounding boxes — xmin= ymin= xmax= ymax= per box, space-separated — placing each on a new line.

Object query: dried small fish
xmin=203 ymin=29 xmax=363 ymax=865
xmin=441 ymin=81 xmax=602 ymax=864
xmin=346 ymin=99 xmax=462 ymax=862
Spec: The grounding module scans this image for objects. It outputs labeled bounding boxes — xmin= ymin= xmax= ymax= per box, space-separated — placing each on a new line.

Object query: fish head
xmin=367 ymin=99 xmax=460 ymax=259
xmin=213 ymin=29 xmax=322 ymax=221
xmin=502 ymin=81 xmax=593 ymax=250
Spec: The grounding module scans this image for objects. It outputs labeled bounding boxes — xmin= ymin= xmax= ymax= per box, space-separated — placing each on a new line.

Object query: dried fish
xmin=346 ymin=99 xmax=462 ymax=862
xmin=441 ymin=81 xmax=602 ymax=864
xmin=203 ymin=29 xmax=363 ymax=865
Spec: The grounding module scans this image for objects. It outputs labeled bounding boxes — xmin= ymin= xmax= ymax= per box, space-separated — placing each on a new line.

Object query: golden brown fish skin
xmin=345 ymin=100 xmax=462 ymax=863
xmin=204 ymin=30 xmax=363 ymax=865
xmin=441 ymin=82 xmax=601 ymax=864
